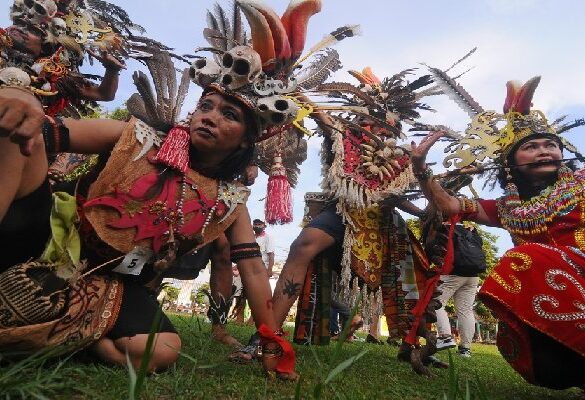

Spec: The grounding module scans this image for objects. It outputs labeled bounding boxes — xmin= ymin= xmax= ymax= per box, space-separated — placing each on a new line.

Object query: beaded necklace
xmin=497 ymin=168 xmax=585 ymax=235
xmin=173 ymin=175 xmax=220 ymax=240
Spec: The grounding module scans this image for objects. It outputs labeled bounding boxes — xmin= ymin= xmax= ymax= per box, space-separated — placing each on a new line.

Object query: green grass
xmin=0 ymin=314 xmax=581 ymax=400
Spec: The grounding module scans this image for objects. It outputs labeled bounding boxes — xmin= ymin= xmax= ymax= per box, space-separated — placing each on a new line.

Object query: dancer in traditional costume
xmin=0 ymin=0 xmax=347 ymax=378
xmin=1 ymin=0 xmax=172 ymax=188
xmin=411 ymin=75 xmax=585 ymax=389
xmin=230 ymin=66 xmax=446 ymax=374
xmin=1 ymin=0 xmax=163 ymax=115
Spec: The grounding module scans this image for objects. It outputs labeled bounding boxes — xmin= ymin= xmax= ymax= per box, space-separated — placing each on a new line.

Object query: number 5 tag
xmin=113 ymin=247 xmax=153 ymax=275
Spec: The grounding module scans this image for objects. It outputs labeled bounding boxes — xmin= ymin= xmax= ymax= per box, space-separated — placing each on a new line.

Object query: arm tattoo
xmin=282 ymin=278 xmax=302 ymax=299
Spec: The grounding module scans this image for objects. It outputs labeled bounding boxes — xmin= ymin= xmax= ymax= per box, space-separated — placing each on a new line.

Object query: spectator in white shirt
xmin=253 ymin=219 xmax=275 ymax=277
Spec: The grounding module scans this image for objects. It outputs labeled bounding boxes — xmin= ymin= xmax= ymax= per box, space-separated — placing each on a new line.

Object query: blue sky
xmin=4 ymin=1 xmax=585 ymax=259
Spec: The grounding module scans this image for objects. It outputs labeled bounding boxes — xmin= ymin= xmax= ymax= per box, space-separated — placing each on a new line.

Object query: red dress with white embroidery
xmin=477 ymin=169 xmax=585 ymax=386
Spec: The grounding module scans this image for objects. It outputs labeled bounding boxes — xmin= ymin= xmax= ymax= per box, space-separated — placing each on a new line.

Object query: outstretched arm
xmin=411 ymin=131 xmax=491 ymax=225
xmin=0 ymin=87 xmax=127 ymax=156
xmin=64 ymin=118 xmax=126 ymax=154
xmin=79 ymin=50 xmax=126 ymax=102
xmin=226 ymin=206 xmax=297 ymax=379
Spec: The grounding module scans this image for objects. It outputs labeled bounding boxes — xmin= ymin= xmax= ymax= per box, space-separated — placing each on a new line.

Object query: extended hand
xmin=410 ymin=131 xmax=446 ymax=170
xmin=88 ymin=49 xmax=126 ymax=71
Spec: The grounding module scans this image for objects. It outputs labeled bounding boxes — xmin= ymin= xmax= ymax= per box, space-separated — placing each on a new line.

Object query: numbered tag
xmin=113 ymin=247 xmax=153 ymax=275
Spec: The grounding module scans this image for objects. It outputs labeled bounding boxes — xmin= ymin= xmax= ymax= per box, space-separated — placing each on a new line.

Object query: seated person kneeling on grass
xmin=0 ymin=40 xmax=301 ymax=378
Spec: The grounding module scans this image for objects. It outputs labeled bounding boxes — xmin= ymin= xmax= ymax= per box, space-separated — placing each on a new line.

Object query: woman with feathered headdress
xmin=411 ymin=76 xmax=585 ymax=389
xmin=0 ymin=0 xmax=348 ymax=379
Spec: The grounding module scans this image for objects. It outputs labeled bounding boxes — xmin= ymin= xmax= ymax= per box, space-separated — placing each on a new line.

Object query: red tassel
xmin=153 ymin=126 xmax=190 ymax=173
xmin=265 ymin=155 xmax=293 ymax=224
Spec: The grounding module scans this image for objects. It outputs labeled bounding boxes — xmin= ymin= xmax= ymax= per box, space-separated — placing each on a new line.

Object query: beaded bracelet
xmin=413 ymin=166 xmax=433 ymax=181
xmin=458 ymin=196 xmax=479 ymax=215
xmin=230 ymin=242 xmax=262 ymax=263
xmin=43 ymin=115 xmax=70 ymax=154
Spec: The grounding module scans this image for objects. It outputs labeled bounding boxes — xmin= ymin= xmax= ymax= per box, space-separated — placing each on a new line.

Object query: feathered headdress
xmin=187 ymin=0 xmax=359 ymax=224
xmin=441 ymin=75 xmax=585 ymax=170
xmin=188 ymin=0 xmax=360 ymax=140
xmin=1 ymin=0 xmax=174 ymax=116
xmin=318 ymin=67 xmax=435 ymax=207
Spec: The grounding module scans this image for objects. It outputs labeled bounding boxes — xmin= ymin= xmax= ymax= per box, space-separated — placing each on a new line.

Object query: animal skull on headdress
xmin=22 ymin=0 xmax=57 ymax=25
xmin=189 ymin=58 xmax=221 ymax=87
xmin=10 ymin=0 xmax=27 ymax=22
xmin=218 ymin=46 xmax=262 ymax=90
xmin=257 ymin=95 xmax=299 ymax=125
xmin=0 ymin=67 xmax=32 ymax=87
xmin=50 ymin=17 xmax=67 ymax=37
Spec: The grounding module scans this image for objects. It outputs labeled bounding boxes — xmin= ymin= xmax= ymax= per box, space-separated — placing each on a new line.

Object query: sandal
xmin=366 ymin=334 xmax=383 ymax=344
xmin=228 ymin=332 xmax=260 ymax=363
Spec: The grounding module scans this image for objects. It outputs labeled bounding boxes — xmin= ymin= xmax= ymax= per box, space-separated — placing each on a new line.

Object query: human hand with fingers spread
xmin=88 ymin=49 xmax=126 ymax=72
xmin=410 ymin=130 xmax=446 ymax=171
xmin=0 ymin=88 xmax=45 ymax=156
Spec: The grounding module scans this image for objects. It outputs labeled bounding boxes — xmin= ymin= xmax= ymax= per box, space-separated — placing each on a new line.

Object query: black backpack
xmin=451 ymin=225 xmax=487 ymax=276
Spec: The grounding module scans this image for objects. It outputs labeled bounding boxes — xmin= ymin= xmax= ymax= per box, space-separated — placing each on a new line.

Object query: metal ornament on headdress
xmin=65 ymin=10 xmax=112 ymax=44
xmin=441 ymin=75 xmax=584 ymax=170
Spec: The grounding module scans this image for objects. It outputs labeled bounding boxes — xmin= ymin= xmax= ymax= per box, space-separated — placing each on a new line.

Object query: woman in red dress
xmin=411 ymin=76 xmax=585 ymax=389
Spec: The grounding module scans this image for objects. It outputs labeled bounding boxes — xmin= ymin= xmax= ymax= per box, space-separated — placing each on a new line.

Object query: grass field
xmin=1 ymin=313 xmax=581 ymax=400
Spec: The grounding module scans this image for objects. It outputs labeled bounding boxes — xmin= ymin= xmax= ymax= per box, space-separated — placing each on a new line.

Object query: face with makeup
xmin=189 ymin=92 xmax=250 ymax=160
xmin=513 ymin=137 xmax=563 ymax=182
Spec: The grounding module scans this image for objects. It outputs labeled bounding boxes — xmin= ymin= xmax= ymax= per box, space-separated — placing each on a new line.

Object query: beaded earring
xmin=557 ymin=163 xmax=574 ymax=182
xmin=503 ymin=163 xmax=521 ymax=208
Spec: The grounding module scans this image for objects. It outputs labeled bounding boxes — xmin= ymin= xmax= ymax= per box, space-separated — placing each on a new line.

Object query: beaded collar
xmin=497 ymin=168 xmax=585 ymax=236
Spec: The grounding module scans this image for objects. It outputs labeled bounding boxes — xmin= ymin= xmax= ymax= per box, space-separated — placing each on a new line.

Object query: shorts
xmin=162 ymin=244 xmax=212 ymax=280
xmin=106 ymin=282 xmax=176 ymax=340
xmin=306 ymin=205 xmax=345 ymax=244
xmin=306 ymin=205 xmax=344 ymax=270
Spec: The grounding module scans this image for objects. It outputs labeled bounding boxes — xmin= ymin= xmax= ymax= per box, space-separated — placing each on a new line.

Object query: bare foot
xmin=262 ymin=352 xmax=299 ymax=381
xmin=211 ymin=324 xmax=242 ymax=348
xmin=347 ymin=317 xmax=364 ymax=337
